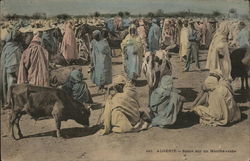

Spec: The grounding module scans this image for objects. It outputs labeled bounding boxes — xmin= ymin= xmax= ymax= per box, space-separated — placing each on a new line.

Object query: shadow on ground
xmin=183 ymin=69 xmax=208 ymax=72
xmin=135 ymin=80 xmax=148 ymax=87
xmin=199 ymin=59 xmax=207 ymax=62
xmin=112 ymin=61 xmax=123 ymax=65
xmin=234 ymin=90 xmax=250 ymax=103
xmin=90 ymin=103 xmax=103 ymax=110
xmin=169 ymin=110 xmax=248 ymax=129
xmin=23 ymin=125 xmax=102 ymax=139
xmin=239 ymin=106 xmax=250 ymax=112
xmin=225 ymin=113 xmax=248 ymax=127
xmin=91 ymin=93 xmax=106 ymax=98
xmin=177 ymin=88 xmax=198 ymax=103
xmin=167 ymin=112 xmax=199 ymax=129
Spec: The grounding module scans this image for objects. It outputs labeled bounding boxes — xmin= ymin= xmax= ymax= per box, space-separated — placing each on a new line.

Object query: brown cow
xmin=9 ymin=84 xmax=90 ymax=140
xmin=230 ymin=47 xmax=250 ymax=90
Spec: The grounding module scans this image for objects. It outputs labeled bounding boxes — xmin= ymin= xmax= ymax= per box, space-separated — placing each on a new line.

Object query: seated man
xmin=192 ymin=72 xmax=241 ymax=126
xmin=62 ymin=69 xmax=93 ymax=104
xmin=98 ymin=75 xmax=148 ymax=135
xmin=149 ymin=75 xmax=185 ymax=128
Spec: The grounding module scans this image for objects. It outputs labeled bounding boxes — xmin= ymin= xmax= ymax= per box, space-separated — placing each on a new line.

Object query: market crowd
xmin=0 ymin=14 xmax=249 ymax=134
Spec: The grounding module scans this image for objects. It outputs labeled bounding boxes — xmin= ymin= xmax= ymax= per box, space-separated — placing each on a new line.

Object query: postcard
xmin=1 ymin=0 xmax=249 ymax=161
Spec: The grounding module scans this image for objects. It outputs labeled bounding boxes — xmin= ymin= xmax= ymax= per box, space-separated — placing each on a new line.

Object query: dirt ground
xmin=1 ymin=50 xmax=250 ymax=161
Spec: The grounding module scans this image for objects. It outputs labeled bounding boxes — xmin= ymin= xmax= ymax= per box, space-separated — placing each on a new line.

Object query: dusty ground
xmin=1 ymin=50 xmax=250 ymax=161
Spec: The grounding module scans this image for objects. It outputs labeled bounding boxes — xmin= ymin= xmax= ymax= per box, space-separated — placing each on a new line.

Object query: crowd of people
xmin=0 ymin=15 xmax=249 ymax=135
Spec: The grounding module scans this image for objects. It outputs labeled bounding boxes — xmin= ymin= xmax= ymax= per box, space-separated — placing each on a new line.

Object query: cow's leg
xmin=53 ymin=115 xmax=61 ymax=137
xmin=241 ymin=77 xmax=245 ymax=90
xmin=52 ymin=102 xmax=63 ymax=137
xmin=9 ymin=111 xmax=18 ymax=140
xmin=15 ymin=113 xmax=23 ymax=139
xmin=245 ymin=76 xmax=249 ymax=90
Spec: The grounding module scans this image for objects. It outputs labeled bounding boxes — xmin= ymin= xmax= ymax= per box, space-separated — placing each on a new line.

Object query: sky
xmin=1 ymin=0 xmax=249 ymax=16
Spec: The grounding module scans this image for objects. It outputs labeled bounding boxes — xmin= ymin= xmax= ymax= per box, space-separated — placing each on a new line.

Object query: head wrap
xmin=139 ymin=20 xmax=144 ymax=26
xmin=30 ymin=34 xmax=42 ymax=44
xmin=69 ymin=69 xmax=83 ymax=83
xmin=209 ymin=69 xmax=223 ymax=80
xmin=112 ymin=75 xmax=127 ymax=87
xmin=152 ymin=18 xmax=157 ymax=23
xmin=93 ymin=30 xmax=101 ymax=37
xmin=159 ymin=75 xmax=173 ymax=91
xmin=128 ymin=24 xmax=137 ymax=35
xmin=239 ymin=21 xmax=246 ymax=27
xmin=216 ymin=21 xmax=229 ymax=36
xmin=5 ymin=29 xmax=19 ymax=42
xmin=204 ymin=76 xmax=218 ymax=91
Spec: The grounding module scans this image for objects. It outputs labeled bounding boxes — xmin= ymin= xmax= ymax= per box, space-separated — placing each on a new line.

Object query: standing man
xmin=206 ymin=21 xmax=232 ymax=80
xmin=175 ymin=19 xmax=183 ymax=47
xmin=236 ymin=22 xmax=249 ymax=50
xmin=61 ymin=21 xmax=78 ymax=64
xmin=148 ymin=19 xmax=161 ymax=52
xmin=179 ymin=20 xmax=189 ymax=62
xmin=161 ymin=19 xmax=173 ymax=47
xmin=137 ymin=19 xmax=147 ymax=53
xmin=184 ymin=21 xmax=201 ymax=72
xmin=205 ymin=19 xmax=217 ymax=49
xmin=90 ymin=30 xmax=112 ymax=93
xmin=18 ymin=31 xmax=50 ymax=86
xmin=121 ymin=24 xmax=143 ymax=82
xmin=41 ymin=24 xmax=57 ymax=59
xmin=0 ymin=30 xmax=23 ymax=108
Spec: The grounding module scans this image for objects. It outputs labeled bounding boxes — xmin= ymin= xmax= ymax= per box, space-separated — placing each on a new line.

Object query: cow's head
xmin=74 ymin=103 xmax=90 ymax=127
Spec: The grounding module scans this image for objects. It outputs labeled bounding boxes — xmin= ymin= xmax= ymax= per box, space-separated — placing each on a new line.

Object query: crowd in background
xmin=0 ymin=14 xmax=249 ymax=134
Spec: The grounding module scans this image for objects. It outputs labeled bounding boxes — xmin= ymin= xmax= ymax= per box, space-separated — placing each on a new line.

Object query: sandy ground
xmin=1 ymin=50 xmax=250 ymax=161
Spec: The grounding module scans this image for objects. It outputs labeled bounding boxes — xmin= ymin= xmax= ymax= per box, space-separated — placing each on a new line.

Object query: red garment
xmin=61 ymin=22 xmax=78 ymax=60
xmin=114 ymin=17 xmax=122 ymax=30
xmin=18 ymin=36 xmax=49 ymax=86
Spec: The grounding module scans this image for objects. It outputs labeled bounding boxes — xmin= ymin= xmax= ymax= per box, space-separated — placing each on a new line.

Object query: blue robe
xmin=148 ymin=23 xmax=161 ymax=52
xmin=236 ymin=28 xmax=249 ymax=49
xmin=122 ymin=19 xmax=131 ymax=28
xmin=62 ymin=69 xmax=93 ymax=104
xmin=0 ymin=31 xmax=23 ymax=106
xmin=90 ymin=39 xmax=112 ymax=86
xmin=149 ymin=75 xmax=184 ymax=127
xmin=106 ymin=19 xmax=114 ymax=32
